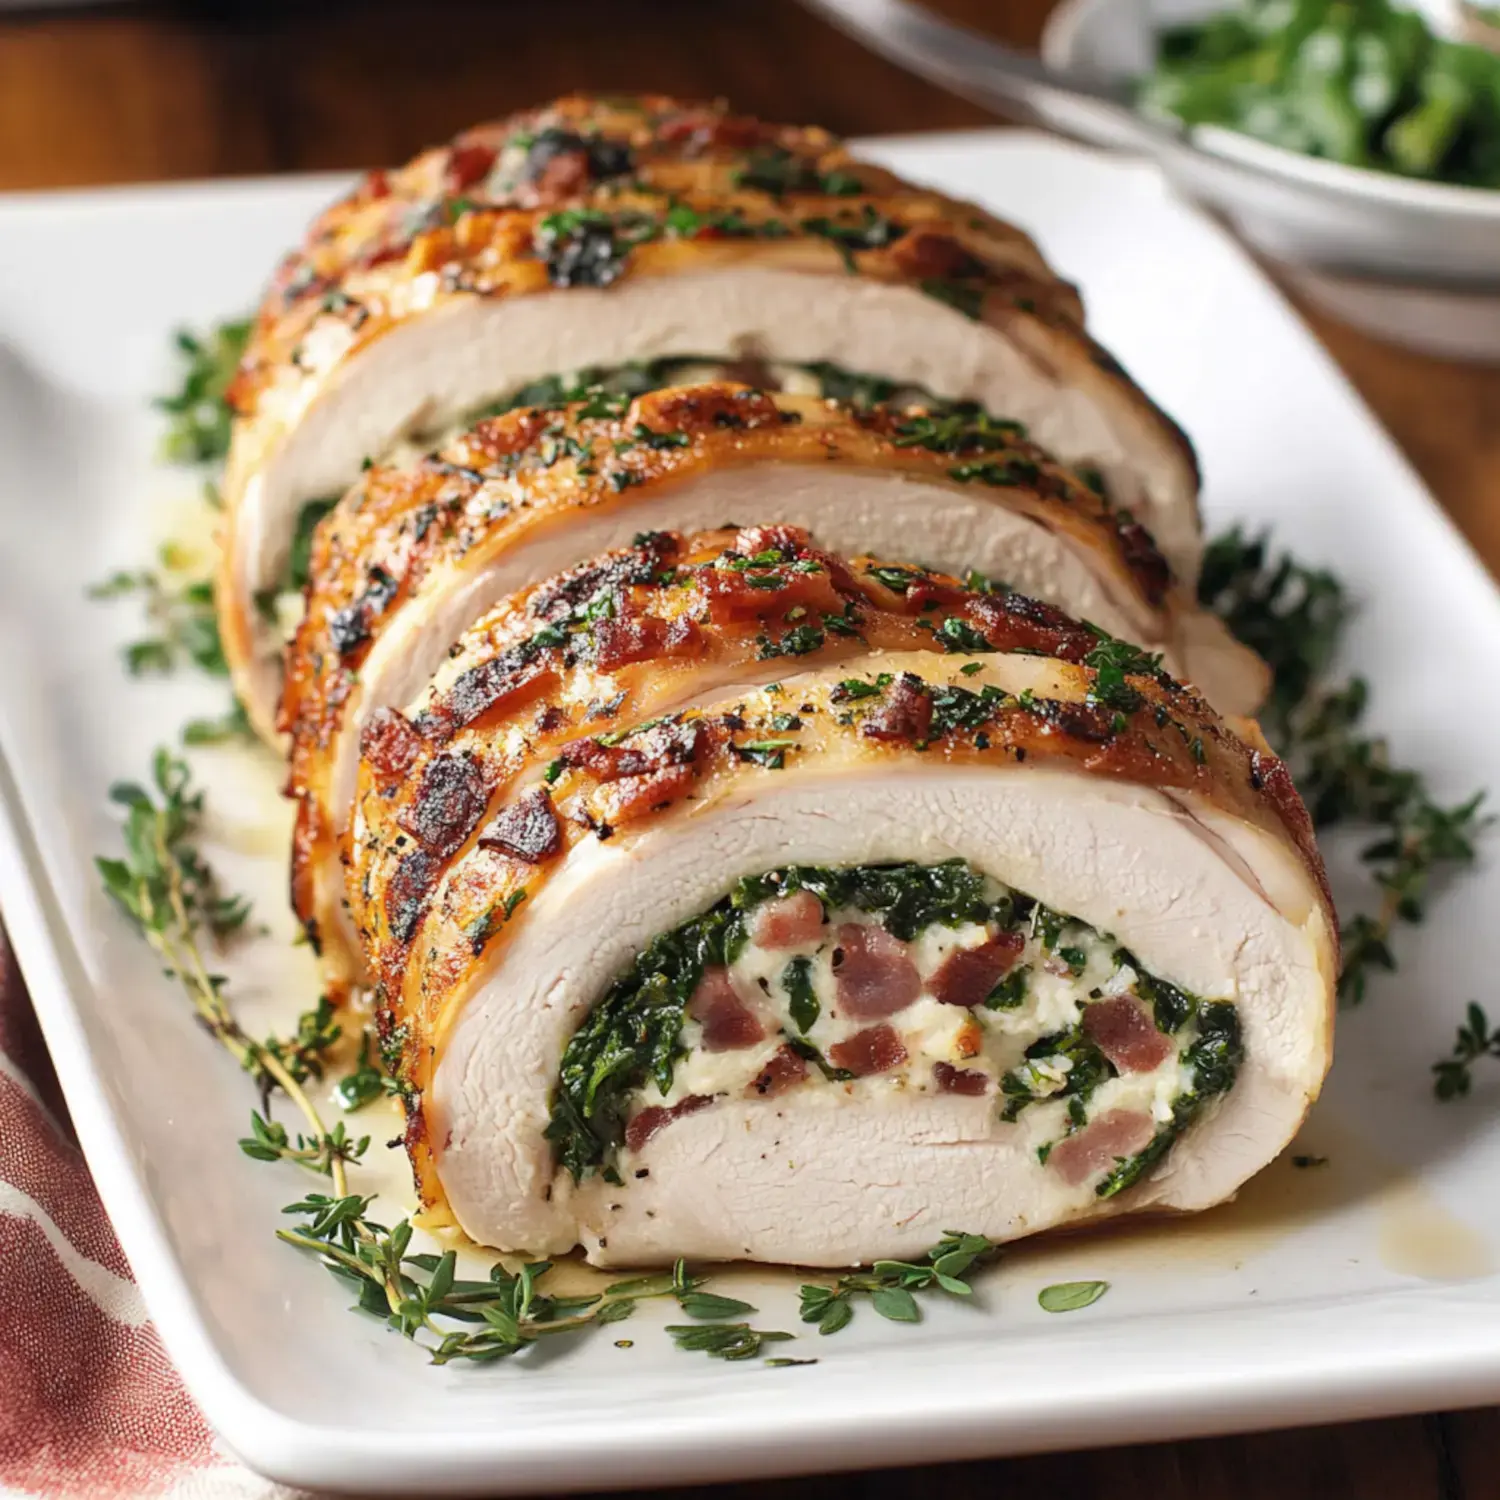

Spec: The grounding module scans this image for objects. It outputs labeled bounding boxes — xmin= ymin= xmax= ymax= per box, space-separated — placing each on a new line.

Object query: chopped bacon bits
xmin=385 ymin=846 xmax=441 ymax=945
xmin=445 ymin=142 xmax=497 ymax=192
xmin=933 ymin=1061 xmax=989 ymax=1096
xmin=834 ymin=924 xmax=921 ymax=1018
xmin=1047 ymin=1109 xmax=1156 ymax=1187
xmin=891 ymin=229 xmax=986 ymax=280
xmin=438 ymin=649 xmax=557 ymax=737
xmin=861 ymin=673 xmax=933 ymax=744
xmin=359 ymin=706 xmax=423 ymax=784
xmin=624 ymin=1094 xmax=713 ymax=1154
xmin=476 ymin=786 xmax=562 ymax=865
xmin=1082 ymin=996 xmax=1174 ymax=1074
xmin=689 ymin=968 xmax=765 ymax=1052
xmin=930 ymin=931 xmax=1025 ymax=1007
xmin=828 ymin=1023 xmax=908 ymax=1077
xmin=698 ymin=561 xmax=843 ymax=623
xmin=397 ymin=752 xmax=489 ymax=858
xmin=747 ymin=1046 xmax=808 ymax=1098
xmin=748 ymin=890 xmax=825 ymax=949
xmin=592 ymin=613 xmax=702 ymax=672
xmin=593 ymin=763 xmax=697 ymax=825
xmin=533 ymin=149 xmax=592 ymax=202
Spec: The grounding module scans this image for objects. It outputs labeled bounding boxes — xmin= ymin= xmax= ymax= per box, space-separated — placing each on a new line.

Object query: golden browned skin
xmin=346 ymin=524 xmax=1121 ymax=1001
xmin=283 ymin=383 xmax=1182 ymax=970
xmin=228 ymin=92 xmax=1079 ymax=423
xmin=365 ymin=640 xmax=1332 ymax=1212
xmin=217 ymin=95 xmax=1203 ymax=744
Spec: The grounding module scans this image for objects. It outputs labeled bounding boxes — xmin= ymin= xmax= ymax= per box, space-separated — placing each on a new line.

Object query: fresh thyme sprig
xmin=665 ymin=1323 xmax=795 ymax=1360
xmin=1198 ymin=526 xmax=1350 ymax=745
xmin=95 ymin=750 xmax=360 ymax=1185
xmin=90 ymin=544 xmax=255 ymax=742
xmin=156 ymin=319 xmax=251 ymax=465
xmin=1432 ymin=1002 xmax=1500 ymax=1100
xmin=89 ymin=555 xmax=228 ymax=679
xmin=798 ymin=1231 xmax=996 ymax=1334
xmin=1199 ymin=530 xmax=1489 ymax=1014
xmin=334 ymin=1028 xmax=406 ymax=1111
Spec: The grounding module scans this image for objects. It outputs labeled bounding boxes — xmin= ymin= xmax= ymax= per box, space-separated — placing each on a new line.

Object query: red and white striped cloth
xmin=0 ymin=926 xmax=299 ymax=1500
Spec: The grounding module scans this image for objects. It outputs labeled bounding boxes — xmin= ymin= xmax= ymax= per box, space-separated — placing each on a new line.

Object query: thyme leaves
xmin=1199 ymin=529 xmax=1490 ymax=1029
xmin=155 ymin=319 xmax=250 ymax=464
xmin=89 ymin=560 xmax=228 ymax=680
xmin=1038 ymin=1280 xmax=1108 ymax=1313
xmin=798 ymin=1232 xmax=997 ymax=1335
xmin=1432 ymin=1002 xmax=1500 ymax=1100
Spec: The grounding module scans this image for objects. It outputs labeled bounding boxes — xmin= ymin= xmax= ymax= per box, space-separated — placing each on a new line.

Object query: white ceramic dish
xmin=3 ymin=132 xmax=1500 ymax=1496
xmin=1041 ymin=0 xmax=1500 ymax=359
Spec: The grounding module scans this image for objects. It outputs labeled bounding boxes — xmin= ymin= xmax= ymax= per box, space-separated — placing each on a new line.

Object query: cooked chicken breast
xmin=219 ymin=95 xmax=1201 ymax=739
xmin=367 ymin=645 xmax=1335 ymax=1265
xmin=286 ymin=385 xmax=1254 ymax=983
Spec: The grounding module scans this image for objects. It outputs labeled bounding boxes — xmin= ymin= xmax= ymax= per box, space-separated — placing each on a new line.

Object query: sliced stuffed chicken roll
xmin=346 ymin=526 xmax=1118 ymax=997
xmin=220 ymin=93 xmax=1201 ymax=736
xmin=288 ymin=385 xmax=1256 ymax=982
xmin=371 ymin=644 xmax=1335 ymax=1266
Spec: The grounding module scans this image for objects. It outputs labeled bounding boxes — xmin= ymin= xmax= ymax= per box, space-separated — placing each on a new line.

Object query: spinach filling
xmin=457 ymin=356 xmax=1012 ymax=433
xmin=255 ymin=495 xmax=338 ymax=625
xmin=544 ymin=859 xmax=1242 ymax=1191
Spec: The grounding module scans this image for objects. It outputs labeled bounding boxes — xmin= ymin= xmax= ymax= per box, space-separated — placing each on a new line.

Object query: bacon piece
xmin=828 ymin=1023 xmax=908 ymax=1077
xmin=748 ymin=890 xmax=825 ymax=949
xmin=624 ymin=1094 xmax=713 ymax=1154
xmin=929 ymin=931 xmax=1025 ymax=1007
xmin=593 ymin=763 xmax=697 ymax=826
xmin=1083 ymin=996 xmax=1175 ymax=1075
xmin=746 ymin=1045 xmax=808 ymax=1099
xmin=429 ymin=650 xmax=558 ymax=739
xmin=476 ymin=786 xmax=562 ymax=864
xmin=697 ymin=561 xmax=843 ymax=623
xmin=833 ymin=923 xmax=921 ymax=1019
xmin=397 ymin=752 xmax=488 ymax=857
xmin=360 ymin=706 xmax=423 ymax=785
xmin=861 ymin=674 xmax=933 ymax=744
xmin=890 ymin=229 xmax=986 ymax=280
xmin=1047 ymin=1109 xmax=1157 ymax=1187
xmin=592 ymin=613 xmax=701 ymax=672
xmin=933 ymin=1061 xmax=988 ymax=1096
xmin=533 ymin=148 xmax=592 ymax=201
xmin=734 ymin=524 xmax=811 ymax=557
xmin=689 ymin=968 xmax=765 ymax=1052
xmin=446 ymin=142 xmax=497 ymax=192
xmin=384 ymin=846 xmax=441 ymax=945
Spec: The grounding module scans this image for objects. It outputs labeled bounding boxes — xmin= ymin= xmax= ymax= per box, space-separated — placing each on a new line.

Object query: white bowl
xmin=1040 ymin=0 xmax=1500 ymax=359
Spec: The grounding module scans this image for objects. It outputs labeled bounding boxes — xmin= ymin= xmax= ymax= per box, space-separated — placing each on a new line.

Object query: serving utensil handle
xmin=800 ymin=0 xmax=1174 ymax=152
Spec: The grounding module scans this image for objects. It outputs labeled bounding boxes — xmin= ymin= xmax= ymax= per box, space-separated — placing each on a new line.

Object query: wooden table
xmin=1 ymin=2 xmax=1497 ymax=1495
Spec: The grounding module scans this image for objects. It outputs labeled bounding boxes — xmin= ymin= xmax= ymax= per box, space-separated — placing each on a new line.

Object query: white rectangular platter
xmin=2 ymin=131 xmax=1500 ymax=1496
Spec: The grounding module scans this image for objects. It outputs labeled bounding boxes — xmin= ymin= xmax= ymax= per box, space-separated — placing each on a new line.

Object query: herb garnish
xmin=734 ymin=148 xmax=863 ymax=198
xmin=799 ymin=1232 xmax=996 ymax=1333
xmin=1037 ymin=1280 xmax=1108 ymax=1313
xmin=90 ymin=557 xmax=228 ymax=679
xmin=1199 ymin=530 xmax=1489 ymax=1036
xmin=1432 ymin=1002 xmax=1500 ymax=1099
xmin=96 ymin=751 xmax=814 ymax=1365
xmin=155 ymin=320 xmax=250 ymax=464
xmin=801 ymin=205 xmax=907 ymax=269
xmin=920 ymin=278 xmax=984 ymax=320
xmin=665 ymin=1323 xmax=796 ymax=1361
